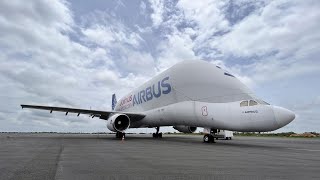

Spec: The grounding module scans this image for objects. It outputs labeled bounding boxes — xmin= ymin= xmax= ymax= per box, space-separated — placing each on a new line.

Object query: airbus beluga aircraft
xmin=21 ymin=60 xmax=295 ymax=143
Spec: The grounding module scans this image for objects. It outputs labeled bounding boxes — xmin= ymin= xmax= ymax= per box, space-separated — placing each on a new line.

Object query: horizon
xmin=0 ymin=0 xmax=319 ymax=133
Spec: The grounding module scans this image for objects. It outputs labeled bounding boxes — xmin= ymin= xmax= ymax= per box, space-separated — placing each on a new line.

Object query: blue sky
xmin=0 ymin=0 xmax=319 ymax=133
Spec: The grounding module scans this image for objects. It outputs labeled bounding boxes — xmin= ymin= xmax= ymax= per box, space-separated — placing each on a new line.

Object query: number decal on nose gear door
xmin=202 ymin=106 xmax=208 ymax=116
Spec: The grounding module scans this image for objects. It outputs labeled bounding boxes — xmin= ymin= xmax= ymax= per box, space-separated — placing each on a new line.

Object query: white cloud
xmin=216 ymin=1 xmax=320 ymax=58
xmin=177 ymin=0 xmax=230 ymax=51
xmin=149 ymin=0 xmax=165 ymax=27
xmin=175 ymin=0 xmax=320 ymax=84
xmin=82 ymin=26 xmax=115 ymax=47
xmin=0 ymin=0 xmax=319 ymax=133
xmin=0 ymin=0 xmax=145 ymax=132
xmin=140 ymin=1 xmax=147 ymax=15
xmin=81 ymin=24 xmax=143 ymax=49
xmin=156 ymin=32 xmax=198 ymax=71
xmin=215 ymin=0 xmax=320 ymax=84
xmin=177 ymin=0 xmax=229 ymax=31
xmin=0 ymin=0 xmax=73 ymax=31
xmin=94 ymin=70 xmax=120 ymax=86
xmin=79 ymin=10 xmax=156 ymax=76
xmin=246 ymin=58 xmax=320 ymax=84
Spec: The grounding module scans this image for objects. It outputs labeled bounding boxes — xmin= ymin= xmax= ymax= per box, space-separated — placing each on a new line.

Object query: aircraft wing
xmin=20 ymin=104 xmax=145 ymax=122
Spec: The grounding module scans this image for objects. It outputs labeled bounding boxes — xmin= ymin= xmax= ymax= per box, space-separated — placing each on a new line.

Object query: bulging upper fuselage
xmin=114 ymin=60 xmax=295 ymax=132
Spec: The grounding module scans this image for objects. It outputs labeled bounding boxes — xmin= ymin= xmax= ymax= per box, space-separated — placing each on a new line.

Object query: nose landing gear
xmin=152 ymin=127 xmax=162 ymax=138
xmin=203 ymin=128 xmax=216 ymax=143
xmin=203 ymin=134 xmax=215 ymax=143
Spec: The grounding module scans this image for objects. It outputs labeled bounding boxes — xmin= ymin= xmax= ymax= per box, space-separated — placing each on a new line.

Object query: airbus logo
xmin=133 ymin=76 xmax=171 ymax=106
xmin=118 ymin=77 xmax=172 ymax=110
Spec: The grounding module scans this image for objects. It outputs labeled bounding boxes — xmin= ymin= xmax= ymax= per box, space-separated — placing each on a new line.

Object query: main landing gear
xmin=116 ymin=131 xmax=125 ymax=139
xmin=152 ymin=127 xmax=162 ymax=138
xmin=203 ymin=128 xmax=216 ymax=143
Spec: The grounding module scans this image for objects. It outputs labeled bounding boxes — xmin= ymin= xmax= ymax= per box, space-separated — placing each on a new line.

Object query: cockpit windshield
xmin=256 ymin=99 xmax=270 ymax=105
xmin=240 ymin=99 xmax=270 ymax=107
xmin=249 ymin=100 xmax=258 ymax=106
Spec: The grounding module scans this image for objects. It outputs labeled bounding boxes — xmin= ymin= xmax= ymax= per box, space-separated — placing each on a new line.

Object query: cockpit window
xmin=256 ymin=99 xmax=270 ymax=105
xmin=249 ymin=100 xmax=258 ymax=106
xmin=240 ymin=101 xmax=248 ymax=107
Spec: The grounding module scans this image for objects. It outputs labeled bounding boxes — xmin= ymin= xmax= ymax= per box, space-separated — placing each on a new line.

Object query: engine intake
xmin=106 ymin=114 xmax=130 ymax=132
xmin=173 ymin=125 xmax=197 ymax=133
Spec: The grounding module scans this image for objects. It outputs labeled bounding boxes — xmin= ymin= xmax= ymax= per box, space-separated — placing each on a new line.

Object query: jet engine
xmin=106 ymin=114 xmax=130 ymax=132
xmin=173 ymin=125 xmax=197 ymax=133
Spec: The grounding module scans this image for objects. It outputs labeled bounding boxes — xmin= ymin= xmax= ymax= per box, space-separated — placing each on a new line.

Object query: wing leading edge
xmin=20 ymin=104 xmax=145 ymax=122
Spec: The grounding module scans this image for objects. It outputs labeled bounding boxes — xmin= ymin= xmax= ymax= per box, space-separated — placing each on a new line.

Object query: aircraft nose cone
xmin=273 ymin=106 xmax=295 ymax=128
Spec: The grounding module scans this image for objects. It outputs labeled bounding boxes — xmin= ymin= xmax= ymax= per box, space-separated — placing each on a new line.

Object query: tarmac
xmin=0 ymin=133 xmax=319 ymax=180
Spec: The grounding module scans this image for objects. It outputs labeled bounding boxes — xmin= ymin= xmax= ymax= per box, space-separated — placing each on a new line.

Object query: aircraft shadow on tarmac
xmin=103 ymin=135 xmax=286 ymax=150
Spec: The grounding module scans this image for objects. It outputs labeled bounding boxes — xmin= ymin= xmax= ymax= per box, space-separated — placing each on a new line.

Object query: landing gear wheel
xmin=152 ymin=127 xmax=162 ymax=138
xmin=203 ymin=134 xmax=210 ymax=143
xmin=152 ymin=132 xmax=163 ymax=138
xmin=203 ymin=134 xmax=215 ymax=143
xmin=116 ymin=132 xmax=125 ymax=139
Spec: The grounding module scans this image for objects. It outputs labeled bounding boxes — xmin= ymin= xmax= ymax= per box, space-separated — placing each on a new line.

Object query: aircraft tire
xmin=152 ymin=133 xmax=162 ymax=138
xmin=116 ymin=132 xmax=125 ymax=139
xmin=203 ymin=134 xmax=210 ymax=143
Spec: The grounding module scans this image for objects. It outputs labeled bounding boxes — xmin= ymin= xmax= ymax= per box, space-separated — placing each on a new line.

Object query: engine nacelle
xmin=106 ymin=114 xmax=130 ymax=132
xmin=173 ymin=125 xmax=197 ymax=133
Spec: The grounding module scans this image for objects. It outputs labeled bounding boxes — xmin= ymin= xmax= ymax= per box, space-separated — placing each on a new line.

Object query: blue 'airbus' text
xmin=133 ymin=76 xmax=171 ymax=106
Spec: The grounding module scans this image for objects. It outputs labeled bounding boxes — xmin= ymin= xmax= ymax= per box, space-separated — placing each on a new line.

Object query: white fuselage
xmin=114 ymin=61 xmax=295 ymax=132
